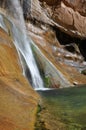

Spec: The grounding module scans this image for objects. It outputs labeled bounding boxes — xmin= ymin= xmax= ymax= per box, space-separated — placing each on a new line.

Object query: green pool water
xmin=38 ymin=86 xmax=86 ymax=130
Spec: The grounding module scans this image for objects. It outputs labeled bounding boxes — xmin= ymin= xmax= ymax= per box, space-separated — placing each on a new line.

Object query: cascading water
xmin=1 ymin=0 xmax=44 ymax=89
xmin=12 ymin=23 xmax=44 ymax=89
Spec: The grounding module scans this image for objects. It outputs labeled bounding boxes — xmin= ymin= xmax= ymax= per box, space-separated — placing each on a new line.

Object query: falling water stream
xmin=0 ymin=0 xmax=44 ymax=89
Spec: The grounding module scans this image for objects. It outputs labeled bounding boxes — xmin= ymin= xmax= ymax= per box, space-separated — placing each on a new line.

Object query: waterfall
xmin=2 ymin=0 xmax=44 ymax=89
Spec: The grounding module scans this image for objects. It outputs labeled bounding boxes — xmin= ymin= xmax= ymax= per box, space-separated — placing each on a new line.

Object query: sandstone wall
xmin=0 ymin=25 xmax=39 ymax=130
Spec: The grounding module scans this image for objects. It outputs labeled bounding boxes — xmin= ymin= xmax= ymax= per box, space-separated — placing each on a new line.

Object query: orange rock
xmin=0 ymin=27 xmax=39 ymax=130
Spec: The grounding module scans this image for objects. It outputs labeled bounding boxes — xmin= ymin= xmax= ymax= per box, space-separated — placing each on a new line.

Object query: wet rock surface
xmin=0 ymin=27 xmax=39 ymax=130
xmin=22 ymin=0 xmax=86 ymax=87
xmin=27 ymin=21 xmax=86 ymax=88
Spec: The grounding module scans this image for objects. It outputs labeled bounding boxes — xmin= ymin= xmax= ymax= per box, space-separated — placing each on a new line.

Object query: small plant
xmin=81 ymin=69 xmax=86 ymax=75
xmin=44 ymin=76 xmax=51 ymax=88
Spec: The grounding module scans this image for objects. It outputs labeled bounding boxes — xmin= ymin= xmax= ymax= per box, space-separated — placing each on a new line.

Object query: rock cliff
xmin=22 ymin=0 xmax=86 ymax=38
xmin=1 ymin=0 xmax=86 ymax=38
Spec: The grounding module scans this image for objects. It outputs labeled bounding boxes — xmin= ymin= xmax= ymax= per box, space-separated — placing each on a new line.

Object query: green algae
xmin=44 ymin=76 xmax=51 ymax=88
xmin=35 ymin=104 xmax=49 ymax=130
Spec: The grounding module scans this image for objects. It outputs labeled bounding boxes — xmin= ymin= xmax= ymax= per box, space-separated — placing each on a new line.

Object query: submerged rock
xmin=38 ymin=86 xmax=86 ymax=130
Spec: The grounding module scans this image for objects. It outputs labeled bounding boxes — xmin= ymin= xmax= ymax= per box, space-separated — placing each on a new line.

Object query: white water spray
xmin=5 ymin=0 xmax=44 ymax=89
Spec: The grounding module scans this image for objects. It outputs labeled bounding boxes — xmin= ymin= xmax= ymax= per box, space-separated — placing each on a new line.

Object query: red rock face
xmin=39 ymin=0 xmax=86 ymax=16
xmin=38 ymin=0 xmax=86 ymax=38
xmin=63 ymin=0 xmax=86 ymax=16
xmin=1 ymin=0 xmax=86 ymax=38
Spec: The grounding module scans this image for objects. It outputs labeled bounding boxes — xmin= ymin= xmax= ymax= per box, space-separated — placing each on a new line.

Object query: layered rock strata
xmin=23 ymin=0 xmax=86 ymax=38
